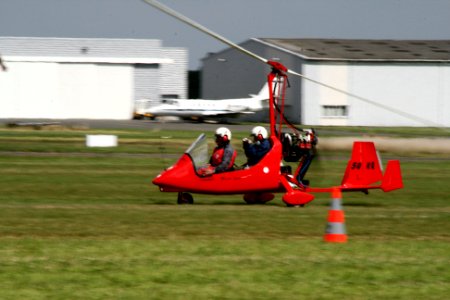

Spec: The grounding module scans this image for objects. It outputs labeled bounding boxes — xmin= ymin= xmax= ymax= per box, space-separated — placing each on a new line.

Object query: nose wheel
xmin=177 ymin=192 xmax=194 ymax=204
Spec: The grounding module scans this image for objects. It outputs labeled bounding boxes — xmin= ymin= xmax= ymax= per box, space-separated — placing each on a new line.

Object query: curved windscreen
xmin=185 ymin=133 xmax=209 ymax=169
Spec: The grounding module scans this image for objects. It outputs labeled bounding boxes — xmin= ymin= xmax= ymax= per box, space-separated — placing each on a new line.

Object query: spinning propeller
xmin=142 ymin=0 xmax=445 ymax=128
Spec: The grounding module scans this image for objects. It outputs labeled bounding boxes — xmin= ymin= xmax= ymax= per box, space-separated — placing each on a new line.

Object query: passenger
xmin=295 ymin=129 xmax=317 ymax=187
xmin=198 ymin=127 xmax=236 ymax=176
xmin=243 ymin=126 xmax=271 ymax=167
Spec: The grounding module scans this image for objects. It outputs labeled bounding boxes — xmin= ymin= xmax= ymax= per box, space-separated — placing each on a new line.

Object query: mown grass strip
xmin=0 ymin=127 xmax=449 ymax=299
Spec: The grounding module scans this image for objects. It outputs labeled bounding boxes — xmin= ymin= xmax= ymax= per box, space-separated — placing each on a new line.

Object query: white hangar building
xmin=0 ymin=37 xmax=187 ymax=119
xmin=201 ymin=39 xmax=450 ymax=127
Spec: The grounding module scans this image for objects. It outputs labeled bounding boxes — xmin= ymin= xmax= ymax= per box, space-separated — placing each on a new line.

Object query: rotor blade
xmin=142 ymin=0 xmax=268 ymax=64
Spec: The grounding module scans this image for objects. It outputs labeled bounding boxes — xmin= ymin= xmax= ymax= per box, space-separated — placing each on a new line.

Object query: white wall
xmin=302 ymin=62 xmax=450 ymax=127
xmin=160 ymin=48 xmax=188 ymax=99
xmin=0 ymin=62 xmax=134 ymax=119
xmin=302 ymin=64 xmax=349 ymax=126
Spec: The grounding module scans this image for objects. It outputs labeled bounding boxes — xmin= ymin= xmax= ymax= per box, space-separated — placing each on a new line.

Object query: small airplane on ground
xmin=144 ymin=0 xmax=403 ymax=205
xmin=134 ymin=82 xmax=269 ymax=121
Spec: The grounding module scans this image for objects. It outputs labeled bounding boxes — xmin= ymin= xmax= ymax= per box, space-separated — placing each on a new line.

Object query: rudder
xmin=341 ymin=141 xmax=383 ymax=189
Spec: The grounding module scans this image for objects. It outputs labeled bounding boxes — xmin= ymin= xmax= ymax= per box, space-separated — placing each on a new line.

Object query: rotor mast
xmin=267 ymin=61 xmax=288 ymax=137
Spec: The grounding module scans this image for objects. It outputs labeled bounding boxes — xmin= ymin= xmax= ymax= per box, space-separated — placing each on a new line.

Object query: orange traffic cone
xmin=324 ymin=188 xmax=347 ymax=243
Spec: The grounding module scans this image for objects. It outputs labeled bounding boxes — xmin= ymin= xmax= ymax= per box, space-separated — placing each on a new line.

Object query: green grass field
xmin=0 ymin=126 xmax=449 ymax=299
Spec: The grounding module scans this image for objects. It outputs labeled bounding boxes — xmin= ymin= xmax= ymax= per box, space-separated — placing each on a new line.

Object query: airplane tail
xmin=256 ymin=82 xmax=270 ymax=98
xmin=249 ymin=82 xmax=270 ymax=99
xmin=340 ymin=141 xmax=403 ymax=192
xmin=247 ymin=78 xmax=282 ymax=110
xmin=244 ymin=83 xmax=270 ymax=111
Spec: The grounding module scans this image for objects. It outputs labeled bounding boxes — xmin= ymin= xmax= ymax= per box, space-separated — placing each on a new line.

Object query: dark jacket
xmin=244 ymin=139 xmax=271 ymax=166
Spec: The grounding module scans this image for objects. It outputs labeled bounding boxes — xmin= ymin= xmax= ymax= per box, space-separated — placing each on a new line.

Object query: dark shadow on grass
xmin=318 ymin=201 xmax=385 ymax=207
xmin=145 ymin=200 xmax=288 ymax=207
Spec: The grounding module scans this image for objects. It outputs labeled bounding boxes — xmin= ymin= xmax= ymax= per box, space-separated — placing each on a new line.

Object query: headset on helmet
xmin=251 ymin=126 xmax=268 ymax=141
xmin=215 ymin=127 xmax=231 ymax=142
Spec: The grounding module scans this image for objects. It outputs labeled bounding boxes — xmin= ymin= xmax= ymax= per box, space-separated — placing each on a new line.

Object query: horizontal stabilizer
xmin=381 ymin=160 xmax=403 ymax=192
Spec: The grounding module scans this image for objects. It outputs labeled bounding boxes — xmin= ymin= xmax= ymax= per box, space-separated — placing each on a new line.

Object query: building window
xmin=322 ymin=105 xmax=348 ymax=117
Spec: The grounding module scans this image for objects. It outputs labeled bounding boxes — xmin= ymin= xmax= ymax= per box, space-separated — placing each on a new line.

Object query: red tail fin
xmin=340 ymin=141 xmax=403 ymax=192
xmin=341 ymin=142 xmax=383 ymax=189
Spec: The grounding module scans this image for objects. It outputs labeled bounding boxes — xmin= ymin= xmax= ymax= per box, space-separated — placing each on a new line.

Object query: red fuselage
xmin=153 ymin=137 xmax=283 ymax=194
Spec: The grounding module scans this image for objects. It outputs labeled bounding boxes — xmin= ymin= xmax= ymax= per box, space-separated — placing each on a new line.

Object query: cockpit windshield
xmin=185 ymin=133 xmax=209 ymax=169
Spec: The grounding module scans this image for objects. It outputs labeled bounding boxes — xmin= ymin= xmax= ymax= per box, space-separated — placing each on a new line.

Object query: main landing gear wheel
xmin=177 ymin=192 xmax=194 ymax=204
xmin=243 ymin=193 xmax=275 ymax=204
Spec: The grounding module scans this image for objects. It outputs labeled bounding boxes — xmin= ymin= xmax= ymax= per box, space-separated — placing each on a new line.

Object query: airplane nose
xmin=152 ymin=173 xmax=162 ymax=185
xmin=152 ymin=154 xmax=195 ymax=192
xmin=152 ymin=171 xmax=177 ymax=192
xmin=152 ymin=169 xmax=171 ymax=188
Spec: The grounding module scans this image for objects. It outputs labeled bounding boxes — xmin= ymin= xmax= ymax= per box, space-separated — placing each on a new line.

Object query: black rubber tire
xmin=177 ymin=192 xmax=194 ymax=204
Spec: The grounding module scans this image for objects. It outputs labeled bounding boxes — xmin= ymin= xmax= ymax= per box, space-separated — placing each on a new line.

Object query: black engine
xmin=281 ymin=129 xmax=318 ymax=162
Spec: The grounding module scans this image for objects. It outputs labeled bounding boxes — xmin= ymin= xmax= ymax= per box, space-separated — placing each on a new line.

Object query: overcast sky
xmin=1 ymin=0 xmax=449 ymax=69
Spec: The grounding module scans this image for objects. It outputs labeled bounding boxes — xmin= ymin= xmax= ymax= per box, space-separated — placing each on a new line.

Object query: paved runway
xmin=2 ymin=119 xmax=450 ymax=155
xmin=0 ymin=118 xmax=256 ymax=132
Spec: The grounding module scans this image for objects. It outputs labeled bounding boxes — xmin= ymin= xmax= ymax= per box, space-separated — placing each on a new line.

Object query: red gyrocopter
xmin=144 ymin=0 xmax=403 ymax=205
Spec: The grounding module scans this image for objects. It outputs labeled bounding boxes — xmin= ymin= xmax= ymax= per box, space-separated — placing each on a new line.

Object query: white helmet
xmin=215 ymin=127 xmax=232 ymax=142
xmin=251 ymin=126 xmax=268 ymax=140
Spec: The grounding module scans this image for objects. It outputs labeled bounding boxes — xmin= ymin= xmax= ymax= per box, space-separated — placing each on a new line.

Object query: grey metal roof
xmin=255 ymin=38 xmax=450 ymax=62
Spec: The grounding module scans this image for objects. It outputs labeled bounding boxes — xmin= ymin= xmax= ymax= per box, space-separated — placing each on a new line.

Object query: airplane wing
xmin=196 ymin=110 xmax=239 ymax=116
xmin=184 ymin=110 xmax=255 ymax=116
xmin=143 ymin=109 xmax=253 ymax=117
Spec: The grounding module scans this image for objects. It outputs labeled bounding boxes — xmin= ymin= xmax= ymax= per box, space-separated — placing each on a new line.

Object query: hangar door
xmin=0 ymin=62 xmax=134 ymax=119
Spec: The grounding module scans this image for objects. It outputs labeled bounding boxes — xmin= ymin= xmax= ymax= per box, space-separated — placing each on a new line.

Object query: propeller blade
xmin=142 ymin=0 xmax=448 ymax=129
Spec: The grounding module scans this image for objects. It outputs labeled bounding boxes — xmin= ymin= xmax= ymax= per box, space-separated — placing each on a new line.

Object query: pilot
xmin=199 ymin=127 xmax=236 ymax=176
xmin=243 ymin=126 xmax=271 ymax=167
